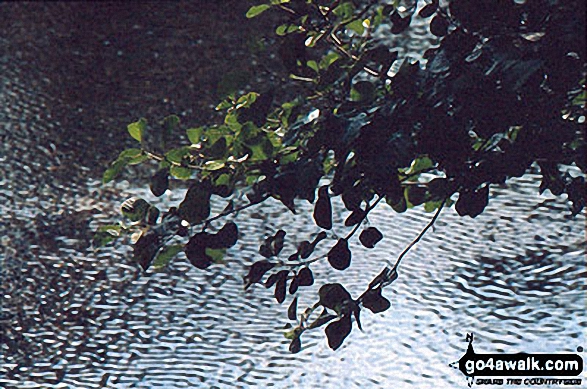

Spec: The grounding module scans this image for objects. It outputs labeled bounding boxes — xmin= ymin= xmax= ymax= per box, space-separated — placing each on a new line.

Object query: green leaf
xmin=186 ymin=127 xmax=204 ymax=144
xmin=406 ymin=156 xmax=434 ymax=175
xmin=305 ymin=32 xmax=325 ymax=48
xmin=236 ymin=92 xmax=259 ymax=109
xmin=333 ymin=2 xmax=354 ymax=20
xmin=284 ymin=328 xmax=297 ymax=339
xmin=203 ymin=160 xmax=226 ymax=171
xmin=572 ymin=90 xmax=586 ymax=106
xmin=216 ymin=99 xmax=233 ymax=111
xmin=225 ymin=112 xmax=242 ymax=131
xmin=205 ymin=248 xmax=226 ymax=264
xmin=276 ymin=24 xmax=299 ymax=36
xmin=104 ymin=148 xmax=149 ymax=183
xmin=152 ymin=244 xmax=184 ymax=270
xmin=92 ymin=224 xmax=122 ymax=248
xmin=103 ymin=158 xmax=128 ymax=184
xmin=165 ymin=147 xmax=191 ymax=164
xmin=319 ymin=52 xmax=340 ymax=70
xmin=215 ymin=173 xmax=231 ymax=186
xmin=170 ymin=165 xmax=192 ymax=180
xmin=346 ymin=19 xmax=365 ymax=35
xmin=127 ymin=118 xmax=147 ymax=142
xmin=307 ymin=60 xmax=319 ymax=73
xmin=119 ymin=148 xmax=143 ymax=159
xmin=246 ymin=4 xmax=271 ymax=18
xmin=424 ymin=200 xmax=444 ymax=212
xmin=128 ymin=154 xmax=148 ymax=165
xmin=245 ymin=174 xmax=260 ymax=185
xmin=205 ymin=126 xmax=229 ymax=144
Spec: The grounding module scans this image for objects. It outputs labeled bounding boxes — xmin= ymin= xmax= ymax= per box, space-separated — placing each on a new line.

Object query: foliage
xmin=96 ymin=0 xmax=586 ymax=353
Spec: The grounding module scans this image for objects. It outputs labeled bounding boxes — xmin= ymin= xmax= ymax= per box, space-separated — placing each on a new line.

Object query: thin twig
xmin=344 ymin=195 xmax=384 ymax=240
xmin=203 ymin=195 xmax=269 ymax=228
xmin=143 ymin=149 xmax=203 ymax=170
xmin=391 ymin=198 xmax=446 ymax=270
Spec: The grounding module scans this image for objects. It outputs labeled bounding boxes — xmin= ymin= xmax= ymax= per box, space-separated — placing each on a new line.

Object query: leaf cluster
xmin=96 ymin=0 xmax=585 ymax=352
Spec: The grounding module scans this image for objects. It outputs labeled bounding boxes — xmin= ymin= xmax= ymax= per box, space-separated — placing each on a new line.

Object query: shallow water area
xmin=1 ymin=2 xmax=585 ymax=389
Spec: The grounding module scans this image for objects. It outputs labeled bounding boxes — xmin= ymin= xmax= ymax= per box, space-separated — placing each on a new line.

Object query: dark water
xmin=1 ymin=2 xmax=585 ymax=389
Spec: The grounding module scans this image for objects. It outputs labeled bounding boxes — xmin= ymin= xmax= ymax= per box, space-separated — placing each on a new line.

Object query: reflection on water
xmin=1 ymin=2 xmax=585 ymax=389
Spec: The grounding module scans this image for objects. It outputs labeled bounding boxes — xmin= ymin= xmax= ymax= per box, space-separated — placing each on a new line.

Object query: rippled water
xmin=1 ymin=3 xmax=585 ymax=389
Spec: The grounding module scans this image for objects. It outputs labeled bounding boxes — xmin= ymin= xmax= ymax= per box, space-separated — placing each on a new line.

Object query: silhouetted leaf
xmin=185 ymin=232 xmax=213 ymax=269
xmin=288 ymin=296 xmax=298 ymax=320
xmin=297 ymin=267 xmax=314 ymax=286
xmin=239 ymin=90 xmax=274 ymax=127
xmin=150 ymin=168 xmax=169 ymax=197
xmin=327 ymin=239 xmax=351 ymax=270
xmin=361 ymin=287 xmax=391 ymax=313
xmin=359 ymin=227 xmax=383 ymax=248
xmin=313 ymin=186 xmax=332 ymax=230
xmin=274 ymin=272 xmax=288 ymax=304
xmin=178 ymin=181 xmax=211 ymax=224
xmin=260 ymin=230 xmax=286 ymax=257
xmin=342 ymin=183 xmax=363 ymax=211
xmin=134 ymin=231 xmax=161 ymax=271
xmin=206 ymin=137 xmax=227 ymax=160
xmin=430 ymin=14 xmax=449 ymax=36
xmin=566 ymin=176 xmax=586 ymax=216
xmin=272 ymin=230 xmax=286 ymax=255
xmin=319 ymin=283 xmax=352 ymax=310
xmin=419 ymin=3 xmax=438 ymax=18
xmin=325 ymin=314 xmax=352 ymax=350
xmin=390 ymin=12 xmax=411 ymax=34
xmin=289 ymin=273 xmax=300 ymax=294
xmin=264 ymin=271 xmax=281 ymax=289
xmin=428 ymin=177 xmax=457 ymax=199
xmin=297 ymin=240 xmax=313 ymax=259
xmin=344 ymin=209 xmax=366 ymax=226
xmin=212 ymin=221 xmax=238 ymax=249
xmin=244 ymin=260 xmax=276 ymax=289
xmin=312 ymin=231 xmax=327 ymax=245
xmin=406 ymin=185 xmax=428 ymax=206
xmin=260 ymin=243 xmax=273 ymax=258
xmin=455 ymin=185 xmax=490 ymax=218
xmin=162 ymin=115 xmax=179 ymax=147
xmin=146 ymin=206 xmax=160 ymax=225
xmin=289 ymin=336 xmax=302 ymax=353
xmin=353 ymin=306 xmax=362 ymax=331
xmin=121 ymin=197 xmax=150 ymax=222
